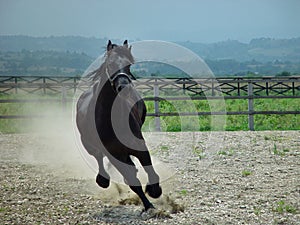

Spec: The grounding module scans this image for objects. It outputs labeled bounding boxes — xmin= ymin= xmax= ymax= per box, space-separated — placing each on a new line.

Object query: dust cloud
xmin=19 ymin=101 xmax=178 ymax=207
xmin=20 ymin=104 xmax=94 ymax=179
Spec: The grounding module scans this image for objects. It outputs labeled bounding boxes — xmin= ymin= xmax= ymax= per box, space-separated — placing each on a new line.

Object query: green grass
xmin=253 ymin=206 xmax=261 ymax=216
xmin=217 ymin=148 xmax=235 ymax=156
xmin=143 ymin=96 xmax=299 ymax=132
xmin=241 ymin=170 xmax=252 ymax=177
xmin=193 ymin=146 xmax=206 ymax=159
xmin=271 ymin=143 xmax=290 ymax=156
xmin=0 ymin=93 xmax=71 ymax=133
xmin=0 ymin=93 xmax=299 ymax=133
xmin=179 ymin=189 xmax=188 ymax=196
xmin=273 ymin=200 xmax=297 ymax=214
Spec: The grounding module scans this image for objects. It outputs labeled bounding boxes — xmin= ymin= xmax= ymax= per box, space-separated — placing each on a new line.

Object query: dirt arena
xmin=1 ymin=124 xmax=299 ymax=224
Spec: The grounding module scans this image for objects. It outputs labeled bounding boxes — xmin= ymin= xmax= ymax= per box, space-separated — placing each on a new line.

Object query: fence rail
xmin=1 ymin=75 xmax=299 ymax=96
xmin=0 ymin=76 xmax=299 ymax=131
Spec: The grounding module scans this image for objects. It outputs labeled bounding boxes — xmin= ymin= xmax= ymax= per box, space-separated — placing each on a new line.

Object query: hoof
xmin=141 ymin=207 xmax=156 ymax=220
xmin=96 ymin=174 xmax=110 ymax=188
xmin=144 ymin=203 xmax=155 ymax=212
xmin=145 ymin=183 xmax=162 ymax=199
xmin=141 ymin=207 xmax=172 ymax=220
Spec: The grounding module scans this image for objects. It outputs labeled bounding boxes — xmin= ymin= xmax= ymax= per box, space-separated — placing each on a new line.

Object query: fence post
xmin=182 ymin=78 xmax=186 ymax=95
xmin=154 ymin=79 xmax=161 ymax=131
xmin=248 ymin=82 xmax=254 ymax=131
xmin=211 ymin=78 xmax=215 ymax=96
xmin=73 ymin=77 xmax=77 ymax=93
xmin=43 ymin=77 xmax=46 ymax=94
xmin=237 ymin=78 xmax=241 ymax=96
xmin=292 ymin=81 xmax=295 ymax=96
xmin=14 ymin=77 xmax=18 ymax=94
xmin=61 ymin=85 xmax=67 ymax=112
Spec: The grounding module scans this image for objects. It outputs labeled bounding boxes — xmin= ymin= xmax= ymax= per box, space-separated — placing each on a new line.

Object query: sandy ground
xmin=1 ymin=126 xmax=299 ymax=224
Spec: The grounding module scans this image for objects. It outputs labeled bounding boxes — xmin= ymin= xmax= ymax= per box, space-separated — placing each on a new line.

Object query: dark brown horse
xmin=76 ymin=40 xmax=162 ymax=211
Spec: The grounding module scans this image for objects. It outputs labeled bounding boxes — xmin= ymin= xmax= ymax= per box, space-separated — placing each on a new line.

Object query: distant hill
xmin=0 ymin=35 xmax=299 ymax=76
xmin=178 ymin=38 xmax=300 ymax=62
xmin=1 ymin=35 xmax=299 ymax=62
xmin=0 ymin=35 xmax=109 ymax=58
xmin=0 ymin=50 xmax=93 ymax=76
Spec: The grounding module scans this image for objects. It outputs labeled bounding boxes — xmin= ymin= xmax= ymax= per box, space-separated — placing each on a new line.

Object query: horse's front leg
xmin=137 ymin=150 xmax=162 ymax=199
xmin=95 ymin=151 xmax=110 ymax=188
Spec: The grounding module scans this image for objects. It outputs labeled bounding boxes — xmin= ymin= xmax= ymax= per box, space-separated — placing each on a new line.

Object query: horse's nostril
xmin=117 ymin=86 xmax=123 ymax=93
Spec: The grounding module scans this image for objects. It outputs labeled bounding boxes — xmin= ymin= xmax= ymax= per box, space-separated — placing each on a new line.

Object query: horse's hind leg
xmin=95 ymin=152 xmax=110 ymax=188
xmin=80 ymin=138 xmax=110 ymax=188
xmin=112 ymin=155 xmax=154 ymax=211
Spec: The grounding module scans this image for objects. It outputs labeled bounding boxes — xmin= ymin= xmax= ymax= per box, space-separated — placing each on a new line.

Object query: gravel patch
xmin=1 ymin=131 xmax=299 ymax=224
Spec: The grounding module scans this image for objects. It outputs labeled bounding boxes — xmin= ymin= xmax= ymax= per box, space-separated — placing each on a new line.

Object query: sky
xmin=0 ymin=0 xmax=300 ymax=43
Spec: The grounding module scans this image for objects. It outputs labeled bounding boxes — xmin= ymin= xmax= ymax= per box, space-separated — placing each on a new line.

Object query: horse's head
xmin=105 ymin=40 xmax=135 ymax=93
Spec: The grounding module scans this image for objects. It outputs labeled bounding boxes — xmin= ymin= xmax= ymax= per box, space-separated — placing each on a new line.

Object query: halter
xmin=105 ymin=67 xmax=133 ymax=87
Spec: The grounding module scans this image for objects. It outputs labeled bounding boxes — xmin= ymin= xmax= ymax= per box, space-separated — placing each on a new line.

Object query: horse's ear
xmin=107 ymin=40 xmax=113 ymax=51
xmin=123 ymin=40 xmax=128 ymax=48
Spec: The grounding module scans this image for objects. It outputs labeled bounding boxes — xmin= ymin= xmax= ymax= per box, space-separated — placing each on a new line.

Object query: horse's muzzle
xmin=113 ymin=74 xmax=132 ymax=94
xmin=116 ymin=84 xmax=127 ymax=93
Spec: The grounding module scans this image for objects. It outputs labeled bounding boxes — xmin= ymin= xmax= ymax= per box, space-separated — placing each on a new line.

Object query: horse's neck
xmin=99 ymin=81 xmax=116 ymax=102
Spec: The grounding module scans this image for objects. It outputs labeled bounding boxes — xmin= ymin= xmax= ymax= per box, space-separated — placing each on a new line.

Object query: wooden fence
xmin=0 ymin=76 xmax=299 ymax=96
xmin=0 ymin=76 xmax=299 ymax=131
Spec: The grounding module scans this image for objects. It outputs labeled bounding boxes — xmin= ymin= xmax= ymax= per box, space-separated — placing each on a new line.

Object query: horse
xmin=76 ymin=40 xmax=162 ymax=212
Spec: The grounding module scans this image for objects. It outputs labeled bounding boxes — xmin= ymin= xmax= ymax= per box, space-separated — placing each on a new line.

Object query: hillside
xmin=0 ymin=50 xmax=93 ymax=76
xmin=0 ymin=36 xmax=299 ymax=76
xmin=0 ymin=35 xmax=108 ymax=58
xmin=179 ymin=38 xmax=300 ymax=62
